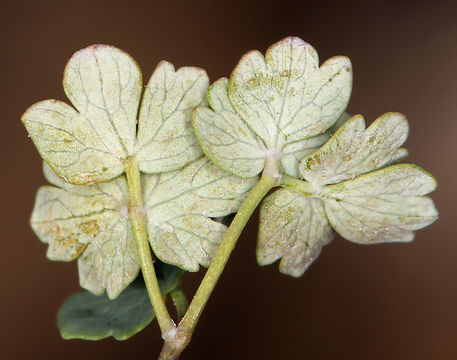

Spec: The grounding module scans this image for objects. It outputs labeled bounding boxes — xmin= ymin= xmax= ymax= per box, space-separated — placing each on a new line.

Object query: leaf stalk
xmin=281 ymin=174 xmax=314 ymax=196
xmin=124 ymin=158 xmax=175 ymax=336
xmin=159 ymin=172 xmax=278 ymax=358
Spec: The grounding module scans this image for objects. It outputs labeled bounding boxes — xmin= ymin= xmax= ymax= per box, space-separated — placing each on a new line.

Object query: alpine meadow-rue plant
xmin=22 ymin=37 xmax=438 ymax=359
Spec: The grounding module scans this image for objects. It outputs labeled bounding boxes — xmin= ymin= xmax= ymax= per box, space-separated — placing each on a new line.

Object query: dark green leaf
xmin=169 ymin=286 xmax=189 ymax=322
xmin=57 ymin=262 xmax=184 ymax=341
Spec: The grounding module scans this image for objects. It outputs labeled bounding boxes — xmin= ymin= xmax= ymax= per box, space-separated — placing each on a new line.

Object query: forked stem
xmin=159 ymin=172 xmax=278 ymax=359
xmin=124 ymin=158 xmax=175 ymax=336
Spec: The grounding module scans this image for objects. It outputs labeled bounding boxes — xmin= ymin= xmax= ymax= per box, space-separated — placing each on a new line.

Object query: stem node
xmin=159 ymin=329 xmax=191 ymax=360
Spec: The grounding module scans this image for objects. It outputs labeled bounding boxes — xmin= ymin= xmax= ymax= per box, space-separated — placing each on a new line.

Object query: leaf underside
xmin=143 ymin=157 xmax=258 ymax=271
xmin=136 ymin=61 xmax=208 ymax=173
xmin=299 ymin=112 xmax=410 ymax=187
xmin=257 ymin=112 xmax=438 ymax=276
xmin=193 ymin=36 xmax=353 ymax=178
xmin=22 ymin=45 xmax=209 ymax=185
xmin=33 ymin=158 xmax=257 ymax=297
xmin=26 ymin=45 xmax=260 ymax=298
xmin=322 ymin=164 xmax=438 ymax=243
xmin=300 ymin=112 xmax=438 ymax=243
xmin=23 ymin=41 xmax=438 ymax=315
xmin=258 ymin=188 xmax=333 ymax=277
xmin=32 ymin=163 xmax=139 ymax=299
xmin=22 ymin=45 xmax=141 ymax=184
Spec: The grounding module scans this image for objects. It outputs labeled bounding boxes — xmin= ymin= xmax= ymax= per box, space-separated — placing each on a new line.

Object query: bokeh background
xmin=1 ymin=0 xmax=456 ymax=359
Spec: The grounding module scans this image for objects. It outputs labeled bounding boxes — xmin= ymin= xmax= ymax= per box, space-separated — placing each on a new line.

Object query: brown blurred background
xmin=1 ymin=0 xmax=456 ymax=359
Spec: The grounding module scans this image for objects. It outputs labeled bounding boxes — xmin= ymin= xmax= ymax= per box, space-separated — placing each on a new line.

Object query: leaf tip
xmin=63 ymin=43 xmax=142 ymax=85
xmin=156 ymin=59 xmax=176 ymax=72
xmin=377 ymin=111 xmax=408 ymax=128
xmin=417 ymin=164 xmax=439 ymax=191
xmin=229 ymin=49 xmax=264 ymax=81
xmin=283 ymin=36 xmax=306 ymax=45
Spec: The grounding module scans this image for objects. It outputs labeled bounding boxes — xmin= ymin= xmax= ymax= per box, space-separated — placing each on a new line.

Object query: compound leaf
xmin=193 ymin=37 xmax=352 ymax=178
xmin=262 ymin=112 xmax=438 ymax=276
xmin=23 ymin=45 xmax=210 ymax=186
xmin=136 ymin=61 xmax=209 ymax=173
xmin=22 ymin=45 xmax=142 ymax=184
xmin=321 ymin=164 xmax=438 ymax=243
xmin=299 ymin=113 xmax=438 ymax=245
xmin=143 ymin=157 xmax=257 ymax=271
xmin=57 ymin=262 xmax=183 ymax=341
xmin=258 ymin=188 xmax=333 ymax=277
xmin=31 ymin=163 xmax=139 ymax=299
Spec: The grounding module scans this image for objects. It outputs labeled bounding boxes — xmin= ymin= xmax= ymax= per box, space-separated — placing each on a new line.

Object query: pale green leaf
xmin=257 ymin=188 xmax=333 ymax=277
xmin=136 ymin=61 xmax=209 ymax=173
xmin=279 ymin=112 xmax=352 ymax=178
xmin=143 ymin=157 xmax=257 ymax=271
xmin=77 ymin=217 xmax=139 ymax=299
xmin=269 ymin=111 xmax=437 ymax=276
xmin=392 ymin=147 xmax=409 ymax=163
xmin=193 ymin=37 xmax=352 ymax=178
xmin=31 ymin=164 xmax=139 ymax=299
xmin=229 ymin=37 xmax=352 ymax=154
xmin=192 ymin=78 xmax=267 ymax=178
xmin=326 ymin=111 xmax=352 ymax=136
xmin=22 ymin=45 xmax=142 ymax=184
xmin=321 ymin=164 xmax=438 ymax=243
xmin=43 ymin=160 xmax=72 ymax=189
xmin=58 ymin=262 xmax=183 ymax=341
xmin=299 ymin=112 xmax=409 ymax=188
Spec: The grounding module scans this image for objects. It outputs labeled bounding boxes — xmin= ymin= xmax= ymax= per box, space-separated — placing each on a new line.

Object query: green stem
xmin=124 ymin=158 xmax=175 ymax=336
xmin=159 ymin=173 xmax=277 ymax=359
xmin=281 ymin=174 xmax=314 ymax=196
